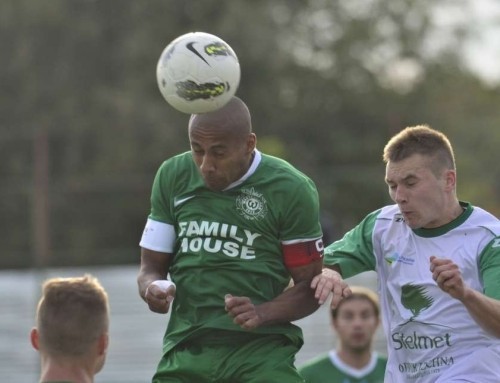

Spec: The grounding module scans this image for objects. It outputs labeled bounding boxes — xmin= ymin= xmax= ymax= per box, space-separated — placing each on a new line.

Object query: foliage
xmin=1 ymin=0 xmax=499 ymax=268
xmin=401 ymin=283 xmax=434 ymax=319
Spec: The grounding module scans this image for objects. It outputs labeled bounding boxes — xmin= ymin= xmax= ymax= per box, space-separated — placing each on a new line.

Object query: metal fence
xmin=0 ymin=266 xmax=385 ymax=382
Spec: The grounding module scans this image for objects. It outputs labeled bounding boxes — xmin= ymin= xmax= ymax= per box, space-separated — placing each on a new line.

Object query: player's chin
xmin=403 ymin=215 xmax=421 ymax=229
xmin=349 ymin=334 xmax=370 ymax=345
xmin=349 ymin=340 xmax=370 ymax=350
xmin=203 ymin=178 xmax=228 ymax=191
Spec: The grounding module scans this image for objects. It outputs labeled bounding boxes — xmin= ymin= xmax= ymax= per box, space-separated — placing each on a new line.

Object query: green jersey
xmin=145 ymin=150 xmax=322 ymax=354
xmin=299 ymin=351 xmax=387 ymax=383
xmin=324 ymin=202 xmax=500 ymax=383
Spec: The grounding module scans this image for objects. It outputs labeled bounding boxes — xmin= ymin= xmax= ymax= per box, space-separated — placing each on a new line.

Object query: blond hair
xmin=331 ymin=286 xmax=379 ymax=319
xmin=383 ymin=125 xmax=455 ymax=176
xmin=35 ymin=274 xmax=109 ymax=356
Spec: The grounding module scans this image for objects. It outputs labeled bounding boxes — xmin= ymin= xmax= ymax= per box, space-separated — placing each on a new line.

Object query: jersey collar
xmin=222 ymin=149 xmax=261 ymax=191
xmin=413 ymin=201 xmax=472 ymax=238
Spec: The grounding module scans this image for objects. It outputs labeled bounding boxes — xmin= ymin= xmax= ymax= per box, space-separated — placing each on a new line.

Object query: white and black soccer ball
xmin=156 ymin=32 xmax=241 ymax=114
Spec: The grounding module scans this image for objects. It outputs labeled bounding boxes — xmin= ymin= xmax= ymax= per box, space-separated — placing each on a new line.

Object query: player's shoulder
xmin=376 ymin=352 xmax=388 ymax=365
xmin=298 ymin=353 xmax=331 ymax=370
xmin=161 ymin=151 xmax=193 ymax=168
xmin=361 ymin=205 xmax=407 ymax=238
xmin=259 ymin=152 xmax=316 ymax=184
xmin=156 ymin=151 xmax=196 ymax=176
xmin=153 ymin=151 xmax=201 ymax=194
xmin=374 ymin=204 xmax=402 ymax=221
xmin=260 ymin=152 xmax=299 ymax=171
xmin=467 ymin=204 xmax=500 ymax=236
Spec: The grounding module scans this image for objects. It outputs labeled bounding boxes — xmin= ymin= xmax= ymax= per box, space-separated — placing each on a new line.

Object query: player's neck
xmin=248 ymin=150 xmax=256 ymax=168
xmin=337 ymin=346 xmax=372 ymax=369
xmin=450 ymin=200 xmax=465 ymax=221
xmin=40 ymin=357 xmax=94 ymax=383
xmin=437 ymin=200 xmax=465 ymax=227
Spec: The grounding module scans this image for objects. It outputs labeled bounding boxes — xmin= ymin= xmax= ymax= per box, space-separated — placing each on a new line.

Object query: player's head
xmin=383 ymin=125 xmax=455 ymax=175
xmin=31 ymin=274 xmax=110 ymax=374
xmin=331 ymin=286 xmax=380 ymax=353
xmin=188 ymin=96 xmax=257 ymax=191
xmin=383 ymin=125 xmax=459 ymax=229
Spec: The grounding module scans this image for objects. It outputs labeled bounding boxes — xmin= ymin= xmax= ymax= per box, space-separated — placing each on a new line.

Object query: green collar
xmin=413 ymin=201 xmax=472 ymax=238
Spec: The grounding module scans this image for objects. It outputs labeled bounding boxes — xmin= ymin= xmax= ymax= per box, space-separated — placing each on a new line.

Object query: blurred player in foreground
xmin=299 ymin=286 xmax=387 ymax=383
xmin=313 ymin=125 xmax=500 ymax=382
xmin=138 ymin=96 xmax=350 ymax=382
xmin=31 ymin=274 xmax=110 ymax=383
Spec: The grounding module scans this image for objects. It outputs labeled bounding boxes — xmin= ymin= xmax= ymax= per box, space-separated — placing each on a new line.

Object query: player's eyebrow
xmin=385 ymin=174 xmax=418 ymax=184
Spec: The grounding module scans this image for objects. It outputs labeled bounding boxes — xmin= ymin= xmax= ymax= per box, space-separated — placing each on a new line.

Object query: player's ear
xmin=98 ymin=332 xmax=109 ymax=355
xmin=444 ymin=169 xmax=456 ymax=191
xmin=331 ymin=319 xmax=339 ymax=333
xmin=30 ymin=328 xmax=40 ymax=351
xmin=246 ymin=133 xmax=256 ymax=153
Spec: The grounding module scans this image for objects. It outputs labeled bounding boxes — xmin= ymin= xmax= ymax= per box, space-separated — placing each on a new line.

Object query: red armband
xmin=282 ymin=238 xmax=324 ymax=268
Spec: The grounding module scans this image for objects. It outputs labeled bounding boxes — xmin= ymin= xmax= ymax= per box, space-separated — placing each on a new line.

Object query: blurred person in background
xmin=299 ymin=286 xmax=387 ymax=383
xmin=30 ymin=274 xmax=110 ymax=383
xmin=313 ymin=125 xmax=500 ymax=382
xmin=137 ymin=96 xmax=350 ymax=382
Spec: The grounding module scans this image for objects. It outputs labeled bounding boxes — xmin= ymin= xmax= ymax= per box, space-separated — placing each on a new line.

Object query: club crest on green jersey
xmin=236 ymin=187 xmax=268 ymax=221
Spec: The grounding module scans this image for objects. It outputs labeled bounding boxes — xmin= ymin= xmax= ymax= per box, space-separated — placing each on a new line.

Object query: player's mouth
xmin=401 ymin=210 xmax=414 ymax=219
xmin=350 ymin=333 xmax=368 ymax=343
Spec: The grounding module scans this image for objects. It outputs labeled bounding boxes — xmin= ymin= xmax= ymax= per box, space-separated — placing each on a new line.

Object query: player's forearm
xmin=255 ymin=281 xmax=321 ymax=326
xmin=137 ymin=263 xmax=169 ymax=301
xmin=460 ymin=288 xmax=500 ymax=338
xmin=137 ymin=270 xmax=165 ymax=301
xmin=138 ymin=248 xmax=172 ymax=301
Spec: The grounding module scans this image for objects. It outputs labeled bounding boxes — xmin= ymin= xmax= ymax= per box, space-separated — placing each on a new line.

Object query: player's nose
xmin=200 ymin=155 xmax=215 ymax=173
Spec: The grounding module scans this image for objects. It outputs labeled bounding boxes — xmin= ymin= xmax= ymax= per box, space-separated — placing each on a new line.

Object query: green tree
xmin=401 ymin=284 xmax=434 ymax=319
xmin=1 ymin=0 xmax=498 ymax=268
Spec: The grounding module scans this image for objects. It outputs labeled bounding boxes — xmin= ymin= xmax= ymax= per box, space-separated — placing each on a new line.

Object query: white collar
xmin=223 ymin=149 xmax=261 ymax=191
xmin=328 ymin=350 xmax=379 ymax=378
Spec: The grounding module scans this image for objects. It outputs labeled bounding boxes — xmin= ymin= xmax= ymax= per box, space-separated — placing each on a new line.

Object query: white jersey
xmin=324 ymin=203 xmax=500 ymax=382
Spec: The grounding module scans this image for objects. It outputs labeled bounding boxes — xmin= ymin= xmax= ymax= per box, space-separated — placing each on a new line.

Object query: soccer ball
xmin=156 ymin=32 xmax=241 ymax=114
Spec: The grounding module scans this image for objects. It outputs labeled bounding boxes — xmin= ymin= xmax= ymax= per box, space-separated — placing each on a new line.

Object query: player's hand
xmin=145 ymin=280 xmax=176 ymax=314
xmin=225 ymin=294 xmax=261 ymax=330
xmin=430 ymin=256 xmax=467 ymax=300
xmin=311 ymin=268 xmax=351 ymax=308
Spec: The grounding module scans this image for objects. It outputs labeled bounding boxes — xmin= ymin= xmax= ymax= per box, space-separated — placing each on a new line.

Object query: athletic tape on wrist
xmin=146 ymin=280 xmax=176 ymax=296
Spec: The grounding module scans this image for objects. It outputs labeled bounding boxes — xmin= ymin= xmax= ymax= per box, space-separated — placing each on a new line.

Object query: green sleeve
xmin=280 ymin=176 xmax=322 ymax=241
xmin=149 ymin=161 xmax=174 ymax=224
xmin=479 ymin=236 xmax=500 ymax=300
xmin=323 ymin=210 xmax=380 ymax=278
